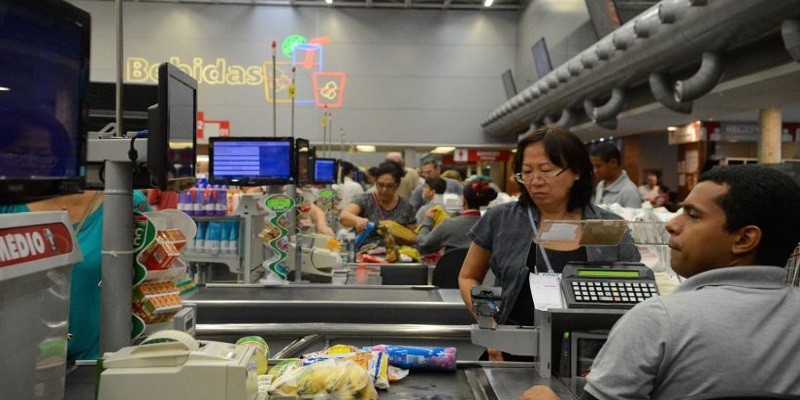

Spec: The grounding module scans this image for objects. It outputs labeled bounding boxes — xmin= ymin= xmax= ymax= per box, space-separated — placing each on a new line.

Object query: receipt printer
xmin=97 ymin=338 xmax=258 ymax=400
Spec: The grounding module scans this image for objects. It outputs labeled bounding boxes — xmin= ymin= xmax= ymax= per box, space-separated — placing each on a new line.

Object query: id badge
xmin=529 ymin=272 xmax=564 ymax=311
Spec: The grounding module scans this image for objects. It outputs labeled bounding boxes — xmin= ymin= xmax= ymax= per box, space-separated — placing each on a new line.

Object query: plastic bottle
xmin=205 ymin=221 xmax=221 ymax=254
xmin=215 ymin=185 xmax=227 ymax=216
xmin=193 ymin=184 xmax=205 ymax=217
xmin=193 ymin=221 xmax=206 ymax=253
xmin=185 ymin=187 xmax=197 ymax=217
xmin=228 ymin=220 xmax=240 ymax=254
xmin=204 ymin=185 xmax=217 ymax=216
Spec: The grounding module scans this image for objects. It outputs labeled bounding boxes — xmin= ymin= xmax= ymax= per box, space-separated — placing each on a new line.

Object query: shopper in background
xmin=385 ymin=152 xmax=418 ymax=200
xmin=417 ymin=178 xmax=497 ymax=255
xmin=0 ymin=190 xmax=151 ymax=361
xmin=415 ymin=177 xmax=446 ymax=225
xmin=339 ymin=161 xmax=417 ymax=249
xmin=334 ymin=161 xmax=364 ymax=210
xmin=410 ymin=161 xmax=464 ymax=209
xmin=590 ymin=142 xmax=642 ymax=208
xmin=638 ymin=173 xmax=662 ymax=206
xmin=458 ymin=126 xmax=639 ymax=361
xmin=147 ymin=188 xmax=179 ymax=210
xmin=441 ymin=169 xmax=463 ymax=183
xmin=520 ymin=165 xmax=800 ymax=399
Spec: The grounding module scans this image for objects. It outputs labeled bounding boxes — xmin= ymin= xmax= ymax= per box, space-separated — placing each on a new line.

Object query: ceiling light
xmin=430 ymin=146 xmax=455 ymax=154
xmin=356 ymin=145 xmax=375 ymax=152
xmin=325 ymin=0 xmax=333 ymax=4
xmin=483 ymin=0 xmax=493 ymax=6
xmin=0 ymin=86 xmax=10 ymax=92
xmin=667 ymin=126 xmax=677 ymax=131
xmin=196 ymin=155 xmax=209 ymax=162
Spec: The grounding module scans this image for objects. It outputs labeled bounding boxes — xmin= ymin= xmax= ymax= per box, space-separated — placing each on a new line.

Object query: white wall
xmin=72 ymin=1 xmax=519 ymax=147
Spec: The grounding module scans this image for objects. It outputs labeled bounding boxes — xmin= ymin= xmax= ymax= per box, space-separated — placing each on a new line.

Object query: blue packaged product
xmin=367 ymin=344 xmax=456 ymax=370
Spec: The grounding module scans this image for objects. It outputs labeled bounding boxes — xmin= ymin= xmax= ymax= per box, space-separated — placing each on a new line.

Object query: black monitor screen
xmin=313 ymin=158 xmax=337 ymax=184
xmin=209 ymin=137 xmax=295 ymax=186
xmin=532 ymin=38 xmax=553 ymax=79
xmin=147 ymin=62 xmax=197 ymax=191
xmin=0 ymin=0 xmax=89 ymax=203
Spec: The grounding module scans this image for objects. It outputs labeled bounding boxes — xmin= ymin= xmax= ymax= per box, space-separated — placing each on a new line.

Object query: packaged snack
xmin=270 ymin=359 xmax=378 ymax=399
xmin=367 ymin=345 xmax=457 ymax=371
xmin=301 ymin=349 xmax=389 ymax=390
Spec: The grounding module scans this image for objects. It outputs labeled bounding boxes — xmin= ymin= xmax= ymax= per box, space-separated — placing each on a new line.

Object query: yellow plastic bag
xmin=379 ymin=220 xmax=416 ymax=243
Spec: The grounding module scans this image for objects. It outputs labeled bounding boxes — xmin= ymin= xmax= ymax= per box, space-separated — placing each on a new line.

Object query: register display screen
xmin=209 ymin=137 xmax=294 ymax=185
xmin=313 ymin=158 xmax=337 ymax=184
xmin=577 ymin=269 xmax=640 ymax=278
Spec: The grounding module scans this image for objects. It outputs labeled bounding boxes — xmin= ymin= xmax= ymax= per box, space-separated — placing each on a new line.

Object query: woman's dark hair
xmin=375 ymin=161 xmax=405 ymax=184
xmin=514 ymin=125 xmax=594 ymax=211
xmin=463 ymin=178 xmax=498 ymax=209
xmin=699 ymin=165 xmax=800 ymax=267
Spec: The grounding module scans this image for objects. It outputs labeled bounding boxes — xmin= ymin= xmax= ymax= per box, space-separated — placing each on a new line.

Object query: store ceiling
xmin=113 ymin=0 xmax=520 ymax=10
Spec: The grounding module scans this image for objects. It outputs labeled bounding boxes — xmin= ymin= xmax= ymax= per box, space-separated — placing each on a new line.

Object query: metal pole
xmin=290 ymin=66 xmax=296 ymax=139
xmin=327 ymin=114 xmax=333 ymax=158
xmin=271 ymin=40 xmax=277 ymax=137
xmin=100 ymin=0 xmax=133 ymax=355
xmin=288 ymin=185 xmax=301 ymax=283
xmin=115 ymin=0 xmax=124 ymax=138
xmin=100 ymin=161 xmax=134 ymax=354
xmin=339 ymin=129 xmax=345 ymax=160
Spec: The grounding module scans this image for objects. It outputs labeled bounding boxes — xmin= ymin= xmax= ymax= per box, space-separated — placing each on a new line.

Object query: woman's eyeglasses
xmin=514 ymin=169 xmax=566 ymax=184
xmin=375 ymin=182 xmax=399 ymax=190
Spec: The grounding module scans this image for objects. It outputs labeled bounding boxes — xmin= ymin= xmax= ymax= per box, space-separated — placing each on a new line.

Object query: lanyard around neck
xmin=527 ymin=206 xmax=554 ymax=273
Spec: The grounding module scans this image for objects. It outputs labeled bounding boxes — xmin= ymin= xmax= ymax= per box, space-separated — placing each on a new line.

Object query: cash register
xmin=97 ymin=331 xmax=262 ymax=400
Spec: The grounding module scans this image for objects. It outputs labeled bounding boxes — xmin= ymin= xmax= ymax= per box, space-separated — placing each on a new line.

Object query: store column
xmin=758 ymin=107 xmax=782 ymax=164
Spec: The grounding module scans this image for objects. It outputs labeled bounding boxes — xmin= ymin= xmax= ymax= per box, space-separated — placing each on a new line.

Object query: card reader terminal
xmin=561 ymin=263 xmax=658 ymax=309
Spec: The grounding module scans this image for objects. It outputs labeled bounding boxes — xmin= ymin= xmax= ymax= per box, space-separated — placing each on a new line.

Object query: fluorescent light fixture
xmin=0 ymin=86 xmax=10 ymax=92
xmin=430 ymin=146 xmax=455 ymax=154
xmin=667 ymin=126 xmax=677 ymax=131
xmin=356 ymin=145 xmax=375 ymax=152
xmin=196 ymin=155 xmax=209 ymax=162
xmin=483 ymin=0 xmax=494 ymax=6
xmin=325 ymin=0 xmax=333 ymax=4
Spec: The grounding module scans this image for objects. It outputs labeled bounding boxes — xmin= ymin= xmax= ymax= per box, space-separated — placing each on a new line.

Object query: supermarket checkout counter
xmin=187 ymin=284 xmax=474 ymax=325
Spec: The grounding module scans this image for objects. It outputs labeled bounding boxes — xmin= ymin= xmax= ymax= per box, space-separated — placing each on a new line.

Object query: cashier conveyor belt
xmin=67 ymin=361 xmax=577 ymax=400
xmin=187 ymin=284 xmax=474 ymax=325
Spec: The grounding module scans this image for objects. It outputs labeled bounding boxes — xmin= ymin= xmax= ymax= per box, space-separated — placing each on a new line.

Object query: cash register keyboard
xmin=570 ymin=280 xmax=657 ymax=307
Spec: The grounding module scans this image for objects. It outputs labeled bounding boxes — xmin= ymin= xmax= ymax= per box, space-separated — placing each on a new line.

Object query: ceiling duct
xmin=674 ymin=51 xmax=724 ymax=102
xmin=555 ymin=107 xmax=576 ymax=128
xmin=650 ymin=72 xmax=693 ymax=114
xmin=783 ymin=19 xmax=800 ymax=63
xmin=482 ymin=0 xmax=800 ymax=138
xmin=584 ymin=88 xmax=627 ymax=123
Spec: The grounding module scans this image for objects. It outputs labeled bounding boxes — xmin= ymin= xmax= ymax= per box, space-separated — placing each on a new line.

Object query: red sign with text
xmin=443 ymin=149 xmax=511 ymax=163
xmin=0 ymin=223 xmax=74 ymax=268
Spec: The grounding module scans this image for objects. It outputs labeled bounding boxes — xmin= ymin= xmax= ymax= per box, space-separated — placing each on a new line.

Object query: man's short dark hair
xmin=421 ymin=160 xmax=440 ymax=169
xmin=700 ymin=165 xmax=800 ymax=267
xmin=514 ymin=125 xmax=594 ymax=211
xmin=590 ymin=142 xmax=622 ymax=164
xmin=425 ymin=177 xmax=446 ymax=195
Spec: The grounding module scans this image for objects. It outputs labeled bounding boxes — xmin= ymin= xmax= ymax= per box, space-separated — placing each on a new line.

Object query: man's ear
xmin=732 ymin=225 xmax=761 ymax=257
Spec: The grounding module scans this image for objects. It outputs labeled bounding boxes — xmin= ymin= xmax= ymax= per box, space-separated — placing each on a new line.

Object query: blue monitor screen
xmin=209 ymin=137 xmax=295 ymax=186
xmin=313 ymin=158 xmax=337 ymax=184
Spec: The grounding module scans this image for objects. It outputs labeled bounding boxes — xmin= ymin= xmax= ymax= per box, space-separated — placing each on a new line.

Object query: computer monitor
xmin=208 ymin=137 xmax=295 ymax=186
xmin=147 ymin=62 xmax=198 ymax=191
xmin=312 ymin=158 xmax=338 ymax=184
xmin=0 ymin=0 xmax=90 ymax=204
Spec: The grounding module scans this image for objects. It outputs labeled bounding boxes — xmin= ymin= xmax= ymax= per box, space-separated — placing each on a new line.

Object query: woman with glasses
xmin=458 ymin=126 xmax=640 ymax=361
xmin=339 ymin=161 xmax=417 ymax=250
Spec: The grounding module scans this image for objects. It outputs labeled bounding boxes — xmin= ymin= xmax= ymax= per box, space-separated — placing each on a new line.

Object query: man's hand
xmin=518 ymin=385 xmax=561 ymax=400
xmin=487 ymin=347 xmax=504 ymax=361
